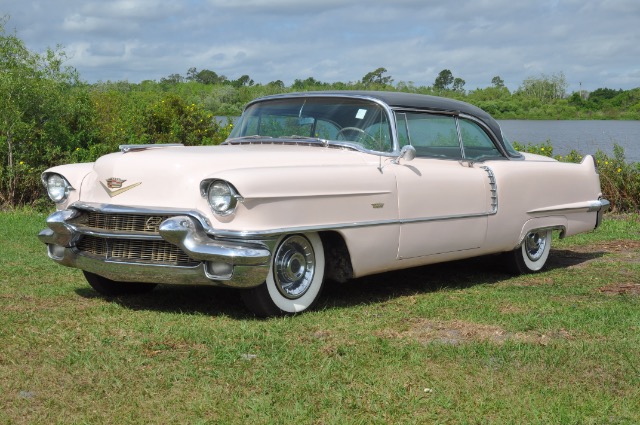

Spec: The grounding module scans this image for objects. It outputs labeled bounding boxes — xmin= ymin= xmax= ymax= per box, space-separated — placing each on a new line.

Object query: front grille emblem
xmin=144 ymin=216 xmax=164 ymax=231
xmin=100 ymin=177 xmax=141 ymax=197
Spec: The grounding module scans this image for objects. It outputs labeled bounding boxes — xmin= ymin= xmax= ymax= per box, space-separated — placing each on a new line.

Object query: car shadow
xmin=75 ymin=285 xmax=253 ymax=319
xmin=320 ymin=248 xmax=606 ymax=310
xmin=75 ymin=248 xmax=606 ymax=318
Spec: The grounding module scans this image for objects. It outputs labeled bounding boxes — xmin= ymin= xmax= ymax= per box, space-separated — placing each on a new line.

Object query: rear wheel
xmin=83 ymin=271 xmax=157 ymax=296
xmin=504 ymin=229 xmax=552 ymax=274
xmin=241 ymin=233 xmax=325 ymax=317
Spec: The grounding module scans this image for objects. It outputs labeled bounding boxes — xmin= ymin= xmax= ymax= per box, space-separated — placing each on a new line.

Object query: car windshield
xmin=228 ymin=97 xmax=394 ymax=152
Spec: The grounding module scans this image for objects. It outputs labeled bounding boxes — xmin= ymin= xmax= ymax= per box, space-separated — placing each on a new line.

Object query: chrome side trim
xmin=527 ymin=199 xmax=610 ymax=215
xmin=211 ymin=211 xmax=497 ymax=239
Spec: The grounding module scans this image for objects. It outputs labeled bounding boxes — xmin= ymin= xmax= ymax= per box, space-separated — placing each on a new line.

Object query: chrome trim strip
xmin=211 ymin=211 xmax=496 ymax=239
xmin=527 ymin=199 xmax=610 ymax=215
xmin=455 ymin=116 xmax=466 ymax=159
xmin=119 ymin=143 xmax=184 ymax=153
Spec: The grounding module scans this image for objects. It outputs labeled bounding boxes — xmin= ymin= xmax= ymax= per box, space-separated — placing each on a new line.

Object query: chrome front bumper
xmin=38 ymin=209 xmax=272 ymax=288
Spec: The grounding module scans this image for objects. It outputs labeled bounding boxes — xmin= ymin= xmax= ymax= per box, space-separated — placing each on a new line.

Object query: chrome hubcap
xmin=524 ymin=232 xmax=547 ymax=261
xmin=274 ymin=235 xmax=315 ymax=299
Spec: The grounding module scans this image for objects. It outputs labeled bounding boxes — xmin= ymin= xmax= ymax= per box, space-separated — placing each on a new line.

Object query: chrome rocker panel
xmin=38 ymin=209 xmax=272 ymax=288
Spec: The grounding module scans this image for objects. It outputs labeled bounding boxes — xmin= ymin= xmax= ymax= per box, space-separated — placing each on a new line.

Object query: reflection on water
xmin=498 ymin=120 xmax=640 ymax=163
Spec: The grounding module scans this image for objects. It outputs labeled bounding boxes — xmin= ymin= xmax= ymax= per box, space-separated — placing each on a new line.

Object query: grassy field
xmin=1 ymin=211 xmax=639 ymax=424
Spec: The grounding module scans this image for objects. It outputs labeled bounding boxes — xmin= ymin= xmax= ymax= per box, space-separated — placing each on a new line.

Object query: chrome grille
xmin=71 ymin=211 xmax=171 ymax=233
xmin=77 ymin=235 xmax=198 ymax=267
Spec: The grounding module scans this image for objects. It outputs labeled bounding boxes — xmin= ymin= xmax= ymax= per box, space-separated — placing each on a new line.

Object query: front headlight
xmin=44 ymin=173 xmax=73 ymax=203
xmin=206 ymin=180 xmax=239 ymax=215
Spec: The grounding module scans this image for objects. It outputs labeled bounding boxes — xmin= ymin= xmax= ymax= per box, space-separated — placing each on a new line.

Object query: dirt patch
xmin=381 ymin=319 xmax=572 ymax=346
xmin=548 ymin=239 xmax=640 ymax=270
xmin=590 ymin=240 xmax=640 ymax=252
xmin=598 ymin=283 xmax=640 ymax=296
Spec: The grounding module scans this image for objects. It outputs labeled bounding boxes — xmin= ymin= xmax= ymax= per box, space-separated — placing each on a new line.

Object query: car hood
xmin=78 ymin=144 xmax=376 ymax=208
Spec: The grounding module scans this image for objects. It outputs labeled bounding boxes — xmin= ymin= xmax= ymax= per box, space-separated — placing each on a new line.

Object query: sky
xmin=1 ymin=0 xmax=639 ymax=93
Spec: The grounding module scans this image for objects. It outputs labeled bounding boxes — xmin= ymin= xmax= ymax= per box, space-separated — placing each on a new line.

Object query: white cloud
xmin=1 ymin=0 xmax=639 ymax=91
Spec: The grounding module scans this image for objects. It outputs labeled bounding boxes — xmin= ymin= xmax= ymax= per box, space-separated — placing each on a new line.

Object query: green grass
xmin=1 ymin=211 xmax=639 ymax=424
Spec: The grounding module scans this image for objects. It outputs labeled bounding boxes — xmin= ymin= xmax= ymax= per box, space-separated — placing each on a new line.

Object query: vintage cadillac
xmin=39 ymin=91 xmax=609 ymax=316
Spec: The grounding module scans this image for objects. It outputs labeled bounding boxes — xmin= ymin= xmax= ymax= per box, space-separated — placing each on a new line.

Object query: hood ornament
xmin=100 ymin=177 xmax=141 ymax=197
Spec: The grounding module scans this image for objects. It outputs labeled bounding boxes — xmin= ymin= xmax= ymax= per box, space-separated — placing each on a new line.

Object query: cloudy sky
xmin=1 ymin=0 xmax=639 ymax=93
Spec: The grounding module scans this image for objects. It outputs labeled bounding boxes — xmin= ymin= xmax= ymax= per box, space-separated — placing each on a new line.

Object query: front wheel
xmin=241 ymin=233 xmax=325 ymax=317
xmin=504 ymin=229 xmax=552 ymax=274
xmin=83 ymin=271 xmax=157 ymax=296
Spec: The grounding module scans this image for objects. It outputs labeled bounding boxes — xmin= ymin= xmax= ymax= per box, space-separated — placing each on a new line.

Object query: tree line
xmin=1 ymin=19 xmax=639 ymax=208
xmin=153 ymin=65 xmax=640 ymax=120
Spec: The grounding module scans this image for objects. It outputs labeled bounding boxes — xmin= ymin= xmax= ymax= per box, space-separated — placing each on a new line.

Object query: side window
xmin=405 ymin=113 xmax=462 ymax=159
xmin=458 ymin=119 xmax=503 ymax=160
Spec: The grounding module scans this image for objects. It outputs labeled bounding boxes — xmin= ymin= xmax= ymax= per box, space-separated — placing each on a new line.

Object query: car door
xmin=394 ymin=112 xmax=496 ymax=259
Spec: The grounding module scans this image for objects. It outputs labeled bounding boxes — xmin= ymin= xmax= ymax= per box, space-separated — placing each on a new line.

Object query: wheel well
xmin=319 ymin=231 xmax=353 ymax=283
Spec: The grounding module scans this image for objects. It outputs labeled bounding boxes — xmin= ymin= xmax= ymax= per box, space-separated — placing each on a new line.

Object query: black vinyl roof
xmin=252 ymin=91 xmax=504 ymax=144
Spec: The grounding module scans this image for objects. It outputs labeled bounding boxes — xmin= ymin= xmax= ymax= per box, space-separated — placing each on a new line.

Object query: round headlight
xmin=46 ymin=174 xmax=71 ymax=203
xmin=207 ymin=180 xmax=238 ymax=215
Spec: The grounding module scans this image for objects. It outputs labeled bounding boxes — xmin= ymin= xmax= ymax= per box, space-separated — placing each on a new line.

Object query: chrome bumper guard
xmin=591 ymin=198 xmax=610 ymax=229
xmin=38 ymin=211 xmax=272 ymax=288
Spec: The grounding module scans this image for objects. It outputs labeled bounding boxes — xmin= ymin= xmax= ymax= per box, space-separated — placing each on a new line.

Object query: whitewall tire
xmin=241 ymin=233 xmax=325 ymax=317
xmin=505 ymin=229 xmax=552 ymax=274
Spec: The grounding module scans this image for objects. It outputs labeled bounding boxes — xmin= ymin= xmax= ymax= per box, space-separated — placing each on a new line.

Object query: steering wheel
xmin=335 ymin=127 xmax=378 ymax=149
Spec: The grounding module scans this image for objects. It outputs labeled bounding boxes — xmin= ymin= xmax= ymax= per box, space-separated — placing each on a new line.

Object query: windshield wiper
xmin=283 ymin=135 xmax=329 ymax=146
xmin=227 ymin=135 xmax=273 ymax=141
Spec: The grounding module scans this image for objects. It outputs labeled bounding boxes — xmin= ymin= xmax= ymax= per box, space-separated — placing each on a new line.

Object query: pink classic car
xmin=40 ymin=91 xmax=609 ymax=316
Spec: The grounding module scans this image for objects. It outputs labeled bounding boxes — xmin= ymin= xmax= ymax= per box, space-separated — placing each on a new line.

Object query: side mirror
xmin=395 ymin=145 xmax=416 ymax=163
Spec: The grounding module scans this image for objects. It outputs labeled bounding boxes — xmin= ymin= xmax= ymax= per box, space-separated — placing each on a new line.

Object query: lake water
xmin=498 ymin=120 xmax=640 ymax=163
